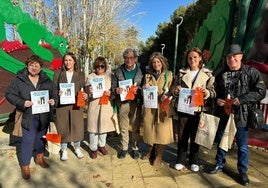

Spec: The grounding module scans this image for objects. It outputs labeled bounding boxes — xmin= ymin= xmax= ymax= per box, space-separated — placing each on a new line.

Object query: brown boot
xmin=35 ymin=153 xmax=50 ymax=168
xmin=141 ymin=144 xmax=154 ymax=160
xmin=21 ymin=165 xmax=30 ymax=180
xmin=152 ymin=144 xmax=165 ymax=166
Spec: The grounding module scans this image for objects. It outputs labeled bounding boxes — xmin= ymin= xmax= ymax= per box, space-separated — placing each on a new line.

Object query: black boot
xmin=141 ymin=144 xmax=154 ymax=160
xmin=239 ymin=172 xmax=249 ymax=186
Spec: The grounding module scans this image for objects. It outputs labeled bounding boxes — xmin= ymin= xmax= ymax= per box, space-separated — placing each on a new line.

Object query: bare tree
xmin=18 ymin=0 xmax=140 ymax=73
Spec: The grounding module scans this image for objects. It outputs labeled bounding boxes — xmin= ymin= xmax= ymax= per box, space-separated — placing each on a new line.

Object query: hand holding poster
xmin=59 ymin=83 xmax=75 ymax=104
xmin=143 ymin=86 xmax=158 ymax=109
xmin=118 ymin=79 xmax=133 ymax=101
xmin=91 ymin=77 xmax=105 ymax=98
xmin=177 ymin=88 xmax=195 ymax=115
xmin=30 ymin=90 xmax=50 ymax=114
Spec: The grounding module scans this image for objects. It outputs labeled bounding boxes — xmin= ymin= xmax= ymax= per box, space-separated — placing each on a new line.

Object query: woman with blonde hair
xmin=142 ymin=52 xmax=174 ymax=166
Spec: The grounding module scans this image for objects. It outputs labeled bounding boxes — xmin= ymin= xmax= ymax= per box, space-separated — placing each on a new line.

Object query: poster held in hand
xmin=59 ymin=83 xmax=75 ymax=104
xmin=30 ymin=90 xmax=50 ymax=114
xmin=91 ymin=77 xmax=105 ymax=99
xmin=118 ymin=79 xmax=132 ymax=101
xmin=143 ymin=86 xmax=158 ymax=109
xmin=177 ymin=88 xmax=195 ymax=115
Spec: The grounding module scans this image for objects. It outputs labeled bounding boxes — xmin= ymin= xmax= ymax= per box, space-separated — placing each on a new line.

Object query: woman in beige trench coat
xmin=142 ymin=52 xmax=174 ymax=166
xmin=86 ymin=57 xmax=115 ymax=159
xmin=54 ymin=52 xmax=88 ymax=161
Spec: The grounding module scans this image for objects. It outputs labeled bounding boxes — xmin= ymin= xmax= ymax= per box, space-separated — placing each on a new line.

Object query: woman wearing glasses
xmin=86 ymin=57 xmax=115 ymax=159
xmin=5 ymin=55 xmax=58 ymax=179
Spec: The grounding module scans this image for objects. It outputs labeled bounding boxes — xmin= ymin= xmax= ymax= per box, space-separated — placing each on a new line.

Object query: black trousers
xmin=176 ymin=112 xmax=201 ymax=165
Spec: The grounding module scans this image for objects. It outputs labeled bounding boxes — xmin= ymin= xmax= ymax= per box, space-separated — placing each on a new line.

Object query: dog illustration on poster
xmin=66 ymin=88 xmax=71 ymax=96
xmin=40 ymin=97 xmax=45 ymax=104
xmin=148 ymin=92 xmax=154 ymax=100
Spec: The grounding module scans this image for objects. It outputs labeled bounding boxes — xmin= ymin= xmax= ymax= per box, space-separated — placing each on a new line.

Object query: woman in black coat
xmin=5 ymin=55 xmax=58 ymax=180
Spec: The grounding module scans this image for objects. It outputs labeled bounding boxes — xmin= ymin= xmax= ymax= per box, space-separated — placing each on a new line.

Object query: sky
xmin=6 ymin=0 xmax=196 ymax=42
xmin=131 ymin=0 xmax=196 ymax=42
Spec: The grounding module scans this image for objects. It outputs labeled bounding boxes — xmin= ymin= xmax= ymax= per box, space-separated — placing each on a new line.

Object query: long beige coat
xmin=86 ymin=71 xmax=115 ymax=133
xmin=53 ymin=70 xmax=85 ymax=143
xmin=143 ymin=71 xmax=174 ymax=145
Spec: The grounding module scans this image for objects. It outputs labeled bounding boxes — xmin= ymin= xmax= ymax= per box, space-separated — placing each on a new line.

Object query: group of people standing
xmin=5 ymin=44 xmax=266 ymax=186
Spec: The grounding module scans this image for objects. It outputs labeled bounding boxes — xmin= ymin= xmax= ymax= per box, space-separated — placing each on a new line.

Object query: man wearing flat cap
xmin=209 ymin=44 xmax=266 ymax=186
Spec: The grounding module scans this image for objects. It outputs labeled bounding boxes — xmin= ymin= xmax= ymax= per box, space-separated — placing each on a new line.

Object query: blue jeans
xmin=21 ymin=115 xmax=47 ymax=166
xmin=61 ymin=142 xmax=81 ymax=150
xmin=215 ymin=126 xmax=249 ymax=173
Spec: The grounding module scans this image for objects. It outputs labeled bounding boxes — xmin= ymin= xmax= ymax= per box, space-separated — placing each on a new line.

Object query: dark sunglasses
xmin=95 ymin=65 xmax=105 ymax=69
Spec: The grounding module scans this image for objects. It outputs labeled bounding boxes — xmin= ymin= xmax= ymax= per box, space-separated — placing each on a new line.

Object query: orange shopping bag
xmin=224 ymin=94 xmax=232 ymax=115
xmin=192 ymin=87 xmax=204 ymax=106
xmin=160 ymin=95 xmax=173 ymax=115
xmin=77 ymin=88 xmax=86 ymax=107
xmin=99 ymin=91 xmax=109 ymax=105
xmin=44 ymin=133 xmax=62 ymax=143
xmin=125 ymin=83 xmax=137 ymax=100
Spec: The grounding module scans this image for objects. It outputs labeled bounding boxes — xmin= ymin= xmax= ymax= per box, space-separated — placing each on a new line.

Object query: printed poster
xmin=59 ymin=83 xmax=75 ymax=104
xmin=143 ymin=86 xmax=158 ymax=109
xmin=91 ymin=77 xmax=105 ymax=98
xmin=177 ymin=88 xmax=195 ymax=115
xmin=30 ymin=90 xmax=50 ymax=114
xmin=118 ymin=79 xmax=133 ymax=101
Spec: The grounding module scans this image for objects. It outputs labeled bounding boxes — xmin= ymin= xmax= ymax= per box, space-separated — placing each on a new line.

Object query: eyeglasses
xmin=28 ymin=63 xmax=41 ymax=68
xmin=95 ymin=65 xmax=105 ymax=69
xmin=124 ymin=56 xmax=135 ymax=60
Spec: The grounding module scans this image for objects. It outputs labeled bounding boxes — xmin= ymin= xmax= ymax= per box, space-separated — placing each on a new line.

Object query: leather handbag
xmin=248 ymin=105 xmax=264 ymax=129
xmin=12 ymin=110 xmax=23 ymax=137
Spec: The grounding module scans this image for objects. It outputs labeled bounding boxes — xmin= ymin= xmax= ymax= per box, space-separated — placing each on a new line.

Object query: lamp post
xmin=173 ymin=16 xmax=183 ymax=75
xmin=161 ymin=44 xmax=165 ymax=55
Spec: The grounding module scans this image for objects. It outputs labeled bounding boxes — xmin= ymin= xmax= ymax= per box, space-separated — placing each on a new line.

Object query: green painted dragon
xmin=0 ymin=0 xmax=68 ymax=79
xmin=188 ymin=0 xmax=267 ymax=73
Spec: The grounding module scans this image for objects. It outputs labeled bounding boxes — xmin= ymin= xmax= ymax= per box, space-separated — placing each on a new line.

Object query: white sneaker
xmin=175 ymin=163 xmax=184 ymax=170
xmin=191 ymin=164 xmax=199 ymax=172
xmin=61 ymin=150 xmax=68 ymax=161
xmin=75 ymin=148 xmax=84 ymax=159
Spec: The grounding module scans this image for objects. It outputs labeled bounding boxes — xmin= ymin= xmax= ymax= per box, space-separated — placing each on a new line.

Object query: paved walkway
xmin=0 ymin=122 xmax=268 ymax=188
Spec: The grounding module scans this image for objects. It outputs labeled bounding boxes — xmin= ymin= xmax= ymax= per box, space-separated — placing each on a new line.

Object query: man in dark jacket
xmin=112 ymin=48 xmax=143 ymax=159
xmin=209 ymin=44 xmax=266 ymax=186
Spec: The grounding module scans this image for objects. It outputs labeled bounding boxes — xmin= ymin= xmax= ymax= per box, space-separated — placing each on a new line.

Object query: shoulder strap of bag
xmin=112 ymin=99 xmax=118 ymax=113
xmin=191 ymin=69 xmax=201 ymax=88
xmin=162 ymin=71 xmax=169 ymax=92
